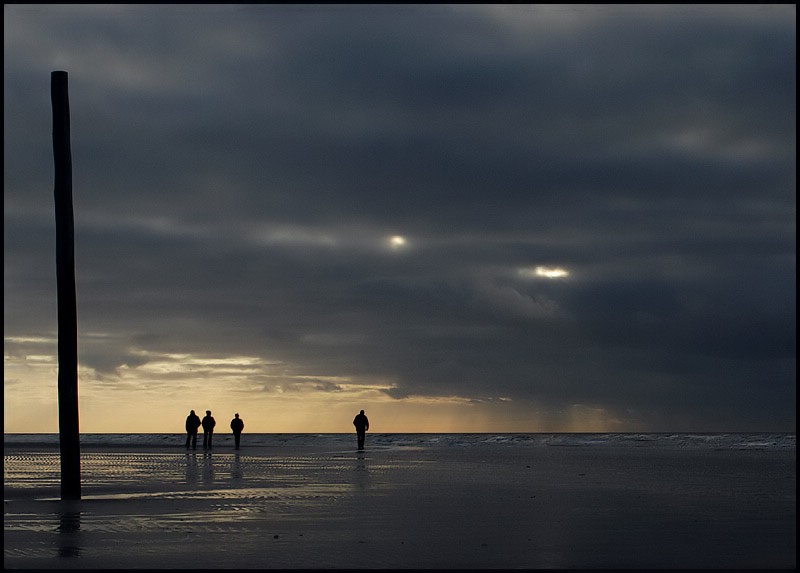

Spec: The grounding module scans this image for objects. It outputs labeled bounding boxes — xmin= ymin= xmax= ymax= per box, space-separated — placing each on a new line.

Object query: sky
xmin=4 ymin=4 xmax=796 ymax=434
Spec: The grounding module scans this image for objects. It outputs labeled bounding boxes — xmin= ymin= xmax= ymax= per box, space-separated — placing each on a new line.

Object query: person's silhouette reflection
xmin=231 ymin=451 xmax=244 ymax=484
xmin=185 ymin=451 xmax=199 ymax=487
xmin=201 ymin=452 xmax=215 ymax=486
xmin=354 ymin=451 xmax=369 ymax=491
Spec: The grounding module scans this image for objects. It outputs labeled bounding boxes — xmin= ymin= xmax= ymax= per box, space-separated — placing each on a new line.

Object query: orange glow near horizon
xmin=4 ymin=345 xmax=643 ymax=434
xmin=4 ymin=381 xmax=642 ymax=434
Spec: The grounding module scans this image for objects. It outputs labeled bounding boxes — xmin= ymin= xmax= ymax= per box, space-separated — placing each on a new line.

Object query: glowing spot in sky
xmin=518 ymin=266 xmax=570 ymax=279
xmin=536 ymin=266 xmax=568 ymax=278
xmin=388 ymin=235 xmax=407 ymax=249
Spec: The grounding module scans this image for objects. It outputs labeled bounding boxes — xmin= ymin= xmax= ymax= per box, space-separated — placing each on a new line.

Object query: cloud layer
xmin=4 ymin=5 xmax=795 ymax=432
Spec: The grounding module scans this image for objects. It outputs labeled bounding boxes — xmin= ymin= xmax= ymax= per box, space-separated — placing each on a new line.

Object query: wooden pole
xmin=51 ymin=70 xmax=81 ymax=500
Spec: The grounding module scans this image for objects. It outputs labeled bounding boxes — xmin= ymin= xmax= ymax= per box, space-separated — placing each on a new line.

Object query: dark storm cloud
xmin=4 ymin=4 xmax=795 ymax=430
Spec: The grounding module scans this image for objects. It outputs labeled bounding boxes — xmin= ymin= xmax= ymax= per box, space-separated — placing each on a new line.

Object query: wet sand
xmin=4 ymin=441 xmax=796 ymax=569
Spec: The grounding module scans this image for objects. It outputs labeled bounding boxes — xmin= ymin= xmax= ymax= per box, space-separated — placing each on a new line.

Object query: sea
xmin=3 ymin=431 xmax=795 ymax=451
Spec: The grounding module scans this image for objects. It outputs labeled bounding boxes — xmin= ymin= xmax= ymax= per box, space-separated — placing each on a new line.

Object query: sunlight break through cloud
xmin=388 ymin=235 xmax=408 ymax=250
xmin=518 ymin=266 xmax=570 ymax=279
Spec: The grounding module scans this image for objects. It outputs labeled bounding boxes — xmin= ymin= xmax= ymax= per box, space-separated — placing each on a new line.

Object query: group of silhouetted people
xmin=185 ymin=410 xmax=245 ymax=450
xmin=185 ymin=408 xmax=369 ymax=451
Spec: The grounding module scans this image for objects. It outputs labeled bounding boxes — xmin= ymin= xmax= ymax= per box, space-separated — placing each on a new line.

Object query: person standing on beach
xmin=201 ymin=410 xmax=216 ymax=450
xmin=353 ymin=410 xmax=369 ymax=451
xmin=185 ymin=409 xmax=202 ymax=450
xmin=230 ymin=413 xmax=244 ymax=450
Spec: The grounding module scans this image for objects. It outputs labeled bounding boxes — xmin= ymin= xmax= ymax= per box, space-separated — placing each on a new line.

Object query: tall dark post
xmin=51 ymin=70 xmax=81 ymax=500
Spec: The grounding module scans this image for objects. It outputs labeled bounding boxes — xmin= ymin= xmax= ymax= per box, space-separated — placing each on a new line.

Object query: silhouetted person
xmin=230 ymin=413 xmax=244 ymax=450
xmin=201 ymin=410 xmax=216 ymax=450
xmin=185 ymin=409 xmax=201 ymax=449
xmin=353 ymin=409 xmax=369 ymax=451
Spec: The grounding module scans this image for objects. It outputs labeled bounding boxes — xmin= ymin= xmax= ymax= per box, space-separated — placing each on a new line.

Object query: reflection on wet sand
xmin=184 ymin=452 xmax=199 ymax=487
xmin=56 ymin=501 xmax=81 ymax=558
xmin=231 ymin=452 xmax=244 ymax=484
xmin=201 ymin=452 xmax=215 ymax=487
xmin=354 ymin=451 xmax=369 ymax=491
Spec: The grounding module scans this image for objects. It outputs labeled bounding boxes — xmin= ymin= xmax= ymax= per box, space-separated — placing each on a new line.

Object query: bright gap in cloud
xmin=388 ymin=235 xmax=408 ymax=249
xmin=518 ymin=265 xmax=570 ymax=279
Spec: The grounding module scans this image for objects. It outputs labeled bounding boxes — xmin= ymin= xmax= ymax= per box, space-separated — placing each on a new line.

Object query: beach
xmin=4 ymin=433 xmax=796 ymax=569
